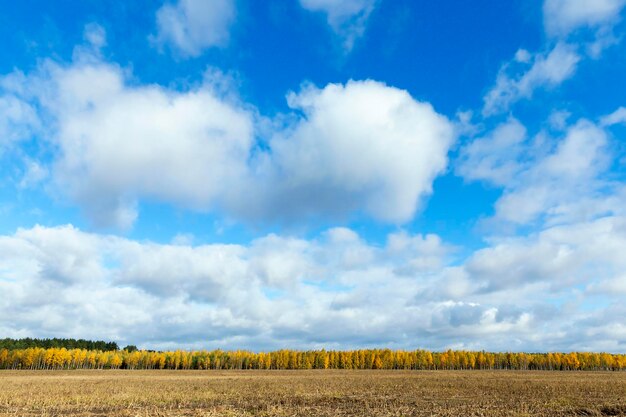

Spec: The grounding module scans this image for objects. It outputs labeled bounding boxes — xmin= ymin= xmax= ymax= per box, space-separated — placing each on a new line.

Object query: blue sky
xmin=1 ymin=0 xmax=626 ymax=352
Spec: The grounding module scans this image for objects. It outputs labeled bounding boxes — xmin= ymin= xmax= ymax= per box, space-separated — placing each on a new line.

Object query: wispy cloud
xmin=152 ymin=0 xmax=236 ymax=57
xmin=483 ymin=43 xmax=580 ymax=116
xmin=298 ymin=0 xmax=379 ymax=51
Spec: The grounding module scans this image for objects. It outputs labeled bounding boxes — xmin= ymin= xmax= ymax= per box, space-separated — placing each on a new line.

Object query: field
xmin=1 ymin=370 xmax=625 ymax=417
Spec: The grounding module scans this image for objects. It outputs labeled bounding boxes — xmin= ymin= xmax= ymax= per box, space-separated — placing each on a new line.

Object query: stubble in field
xmin=0 ymin=370 xmax=625 ymax=416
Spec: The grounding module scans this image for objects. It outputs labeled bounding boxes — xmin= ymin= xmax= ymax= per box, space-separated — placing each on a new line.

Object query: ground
xmin=0 ymin=370 xmax=625 ymax=416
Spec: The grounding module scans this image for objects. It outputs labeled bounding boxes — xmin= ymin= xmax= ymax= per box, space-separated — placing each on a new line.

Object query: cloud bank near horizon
xmin=1 ymin=221 xmax=625 ymax=352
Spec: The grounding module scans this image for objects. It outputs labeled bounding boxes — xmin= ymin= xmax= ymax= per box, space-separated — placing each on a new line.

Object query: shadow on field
xmin=572 ymin=405 xmax=626 ymax=416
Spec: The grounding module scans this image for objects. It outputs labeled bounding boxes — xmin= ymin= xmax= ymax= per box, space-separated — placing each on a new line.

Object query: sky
xmin=1 ymin=0 xmax=626 ymax=353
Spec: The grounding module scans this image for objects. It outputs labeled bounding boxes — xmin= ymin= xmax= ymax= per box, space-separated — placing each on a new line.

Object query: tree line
xmin=1 ymin=347 xmax=625 ymax=371
xmin=0 ymin=338 xmax=119 ymax=351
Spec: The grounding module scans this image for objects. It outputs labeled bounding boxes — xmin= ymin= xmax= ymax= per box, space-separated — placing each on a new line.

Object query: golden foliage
xmin=0 ymin=347 xmax=625 ymax=371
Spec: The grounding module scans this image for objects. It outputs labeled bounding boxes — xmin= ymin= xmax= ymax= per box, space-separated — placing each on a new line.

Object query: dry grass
xmin=0 ymin=370 xmax=625 ymax=416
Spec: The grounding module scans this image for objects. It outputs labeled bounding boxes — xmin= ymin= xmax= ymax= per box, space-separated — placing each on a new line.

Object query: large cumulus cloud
xmin=0 ymin=35 xmax=454 ymax=229
xmin=241 ymin=81 xmax=454 ymax=223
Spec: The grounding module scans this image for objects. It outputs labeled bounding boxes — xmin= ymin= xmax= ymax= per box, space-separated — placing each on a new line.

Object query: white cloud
xmin=0 ymin=80 xmax=40 ymax=149
xmin=0 ymin=225 xmax=448 ymax=349
xmin=18 ymin=159 xmax=48 ymax=189
xmin=467 ymin=216 xmax=626 ymax=293
xmin=514 ymin=49 xmax=532 ymax=64
xmin=483 ymin=43 xmax=581 ymax=115
xmin=494 ymin=119 xmax=612 ymax=225
xmin=7 ymin=58 xmax=254 ymax=229
xmin=153 ymin=0 xmax=236 ymax=57
xmin=548 ymin=110 xmax=571 ymax=130
xmin=83 ymin=23 xmax=107 ymax=50
xmin=298 ymin=0 xmax=378 ymax=51
xmin=1 ymin=222 xmax=625 ymax=351
xmin=543 ymin=0 xmax=626 ymax=37
xmin=600 ymin=106 xmax=626 ymax=126
xmin=1 ymin=36 xmax=454 ymax=229
xmin=482 ymin=1 xmax=625 ymax=117
xmin=458 ymin=114 xmax=622 ymax=228
xmin=543 ymin=0 xmax=626 ymax=57
xmin=456 ymin=118 xmax=527 ymax=186
xmin=588 ymin=275 xmax=626 ymax=294
xmin=243 ymin=81 xmax=455 ymax=223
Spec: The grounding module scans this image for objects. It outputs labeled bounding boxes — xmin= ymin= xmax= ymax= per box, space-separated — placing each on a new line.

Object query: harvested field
xmin=0 ymin=370 xmax=625 ymax=416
